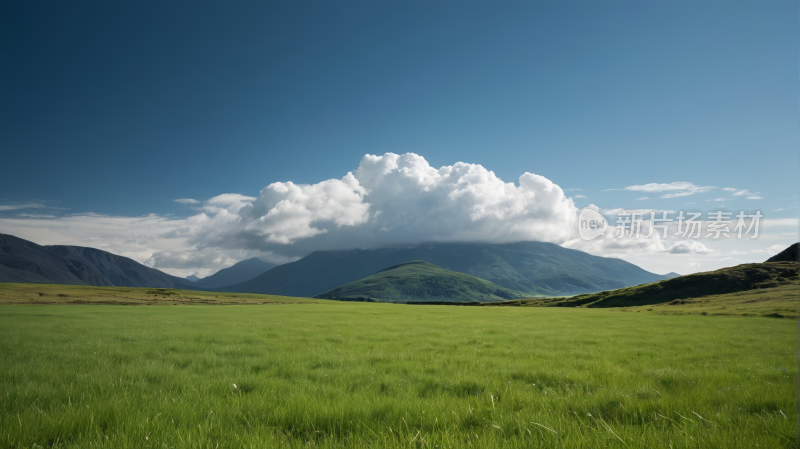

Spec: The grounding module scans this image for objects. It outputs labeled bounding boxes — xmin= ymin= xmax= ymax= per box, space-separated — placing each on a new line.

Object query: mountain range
xmin=0 ymin=233 xmax=197 ymax=289
xmin=221 ymin=241 xmax=674 ymax=297
xmin=314 ymin=260 xmax=526 ymax=303
xmin=4 ymin=231 xmax=761 ymax=301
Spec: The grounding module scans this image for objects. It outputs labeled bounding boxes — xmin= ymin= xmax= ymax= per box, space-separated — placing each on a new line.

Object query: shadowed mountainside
xmin=0 ymin=233 xmax=198 ymax=289
xmin=766 ymin=243 xmax=799 ymax=262
xmin=193 ymin=257 xmax=277 ymax=289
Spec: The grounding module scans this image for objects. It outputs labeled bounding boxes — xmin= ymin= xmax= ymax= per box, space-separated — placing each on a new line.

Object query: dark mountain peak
xmin=766 ymin=243 xmax=799 ymax=263
xmin=193 ymin=256 xmax=277 ymax=289
xmin=236 ymin=257 xmax=277 ymax=269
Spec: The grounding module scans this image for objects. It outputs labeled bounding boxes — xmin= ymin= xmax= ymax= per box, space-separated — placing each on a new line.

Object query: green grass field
xmin=0 ymin=298 xmax=795 ymax=448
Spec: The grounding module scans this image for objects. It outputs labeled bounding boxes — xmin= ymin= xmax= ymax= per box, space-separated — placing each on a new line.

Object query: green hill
xmin=490 ymin=261 xmax=800 ymax=312
xmin=313 ymin=260 xmax=527 ymax=303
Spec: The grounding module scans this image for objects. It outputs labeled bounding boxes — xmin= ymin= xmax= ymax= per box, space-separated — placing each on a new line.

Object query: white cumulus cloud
xmin=166 ymin=153 xmax=579 ymax=257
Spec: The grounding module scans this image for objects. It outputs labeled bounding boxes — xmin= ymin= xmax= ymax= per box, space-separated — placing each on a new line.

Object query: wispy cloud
xmin=174 ymin=199 xmax=200 ymax=205
xmin=634 ymin=197 xmax=649 ymax=201
xmin=0 ymin=203 xmax=46 ymax=211
xmin=749 ymin=244 xmax=789 ymax=255
xmin=16 ymin=213 xmax=58 ymax=219
xmin=573 ymin=195 xmax=586 ymax=198
xmin=623 ymin=182 xmax=715 ymax=199
xmin=762 ymin=218 xmax=798 ymax=228
xmin=721 ymin=188 xmax=762 ymax=199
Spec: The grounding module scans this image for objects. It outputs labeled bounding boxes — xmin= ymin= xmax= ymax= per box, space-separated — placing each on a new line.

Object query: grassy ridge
xmin=0 ymin=303 xmax=795 ymax=448
xmin=636 ymin=281 xmax=800 ymax=318
xmin=315 ymin=261 xmax=528 ymax=303
xmin=0 ymin=282 xmax=328 ymax=305
xmin=493 ymin=262 xmax=800 ymax=316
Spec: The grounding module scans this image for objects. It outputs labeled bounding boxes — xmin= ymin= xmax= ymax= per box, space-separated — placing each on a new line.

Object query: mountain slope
xmin=0 ymin=234 xmax=89 ymax=285
xmin=193 ymin=257 xmax=277 ymax=289
xmin=222 ymin=241 xmax=669 ymax=297
xmin=766 ymin=243 xmax=799 ymax=262
xmin=314 ymin=260 xmax=527 ymax=303
xmin=0 ymin=233 xmax=197 ymax=289
xmin=495 ymin=261 xmax=800 ymax=309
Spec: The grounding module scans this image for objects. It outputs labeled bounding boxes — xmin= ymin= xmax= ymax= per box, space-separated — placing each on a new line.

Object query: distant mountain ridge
xmin=193 ymin=257 xmax=277 ymax=289
xmin=0 ymin=233 xmax=197 ymax=289
xmin=315 ymin=260 xmax=526 ymax=303
xmin=222 ymin=241 xmax=671 ymax=297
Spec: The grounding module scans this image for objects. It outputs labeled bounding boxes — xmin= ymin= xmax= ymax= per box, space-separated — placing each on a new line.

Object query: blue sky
xmin=0 ymin=1 xmax=797 ymax=277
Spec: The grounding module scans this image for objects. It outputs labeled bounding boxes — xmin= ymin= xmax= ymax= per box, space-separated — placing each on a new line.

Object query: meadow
xmin=0 ymin=292 xmax=795 ymax=448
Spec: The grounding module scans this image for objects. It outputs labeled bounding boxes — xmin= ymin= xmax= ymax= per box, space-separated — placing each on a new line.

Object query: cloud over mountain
xmin=0 ymin=154 xmax=730 ymax=276
xmin=165 ymin=153 xmax=579 ymax=257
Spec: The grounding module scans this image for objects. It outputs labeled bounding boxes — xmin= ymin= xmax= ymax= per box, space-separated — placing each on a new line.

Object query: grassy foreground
xmin=0 ymin=302 xmax=795 ymax=448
